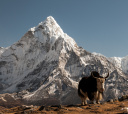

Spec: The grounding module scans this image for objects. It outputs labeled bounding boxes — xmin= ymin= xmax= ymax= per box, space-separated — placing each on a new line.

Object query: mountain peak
xmin=27 ymin=16 xmax=65 ymax=46
xmin=46 ymin=16 xmax=56 ymax=24
xmin=29 ymin=16 xmax=64 ymax=38
xmin=27 ymin=16 xmax=78 ymax=49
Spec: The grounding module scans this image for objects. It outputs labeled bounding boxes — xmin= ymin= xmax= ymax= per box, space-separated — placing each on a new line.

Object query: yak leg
xmin=84 ymin=98 xmax=87 ymax=105
xmin=96 ymin=92 xmax=102 ymax=104
xmin=83 ymin=92 xmax=88 ymax=105
xmin=94 ymin=91 xmax=99 ymax=104
xmin=89 ymin=92 xmax=96 ymax=104
xmin=80 ymin=96 xmax=87 ymax=105
xmin=81 ymin=97 xmax=85 ymax=105
xmin=80 ymin=89 xmax=88 ymax=105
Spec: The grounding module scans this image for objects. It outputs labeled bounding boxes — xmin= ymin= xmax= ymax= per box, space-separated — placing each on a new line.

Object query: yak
xmin=78 ymin=71 xmax=109 ymax=105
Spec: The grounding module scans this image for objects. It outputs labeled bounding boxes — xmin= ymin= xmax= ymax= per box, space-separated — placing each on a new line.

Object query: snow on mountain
xmin=0 ymin=47 xmax=5 ymax=55
xmin=0 ymin=16 xmax=128 ymax=106
xmin=121 ymin=56 xmax=128 ymax=74
xmin=108 ymin=56 xmax=128 ymax=75
xmin=108 ymin=57 xmax=122 ymax=69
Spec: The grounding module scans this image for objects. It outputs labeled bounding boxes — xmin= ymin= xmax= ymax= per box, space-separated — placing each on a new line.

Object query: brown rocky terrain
xmin=0 ymin=95 xmax=128 ymax=114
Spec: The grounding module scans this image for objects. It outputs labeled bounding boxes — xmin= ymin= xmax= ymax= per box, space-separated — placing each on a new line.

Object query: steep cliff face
xmin=0 ymin=16 xmax=128 ymax=105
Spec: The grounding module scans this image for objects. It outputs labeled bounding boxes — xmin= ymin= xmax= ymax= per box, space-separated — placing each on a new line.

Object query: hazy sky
xmin=0 ymin=0 xmax=128 ymax=57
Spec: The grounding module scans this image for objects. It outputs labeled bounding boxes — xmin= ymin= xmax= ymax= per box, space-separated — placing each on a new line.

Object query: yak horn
xmin=91 ymin=72 xmax=98 ymax=79
xmin=105 ymin=72 xmax=109 ymax=79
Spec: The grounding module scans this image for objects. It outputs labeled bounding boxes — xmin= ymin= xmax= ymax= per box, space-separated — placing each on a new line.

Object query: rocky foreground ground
xmin=0 ymin=95 xmax=128 ymax=114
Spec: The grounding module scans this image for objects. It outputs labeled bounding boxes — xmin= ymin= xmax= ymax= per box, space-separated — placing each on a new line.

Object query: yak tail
xmin=78 ymin=86 xmax=84 ymax=98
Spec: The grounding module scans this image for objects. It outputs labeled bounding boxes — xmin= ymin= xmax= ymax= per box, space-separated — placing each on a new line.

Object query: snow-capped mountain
xmin=108 ymin=56 xmax=128 ymax=75
xmin=108 ymin=57 xmax=122 ymax=69
xmin=0 ymin=16 xmax=128 ymax=106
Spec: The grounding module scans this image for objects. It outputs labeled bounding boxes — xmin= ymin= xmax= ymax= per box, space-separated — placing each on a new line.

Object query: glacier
xmin=0 ymin=16 xmax=128 ymax=106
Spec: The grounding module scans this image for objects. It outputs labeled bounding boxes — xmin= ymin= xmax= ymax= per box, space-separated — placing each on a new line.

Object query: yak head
xmin=91 ymin=71 xmax=109 ymax=93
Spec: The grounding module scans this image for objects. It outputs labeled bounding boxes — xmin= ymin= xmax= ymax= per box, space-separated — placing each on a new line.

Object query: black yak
xmin=78 ymin=71 xmax=109 ymax=105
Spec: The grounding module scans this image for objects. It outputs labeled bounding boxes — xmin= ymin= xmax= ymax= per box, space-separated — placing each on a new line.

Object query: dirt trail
xmin=0 ymin=100 xmax=128 ymax=114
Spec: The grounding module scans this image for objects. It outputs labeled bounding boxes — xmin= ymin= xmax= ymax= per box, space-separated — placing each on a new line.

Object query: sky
xmin=0 ymin=0 xmax=128 ymax=57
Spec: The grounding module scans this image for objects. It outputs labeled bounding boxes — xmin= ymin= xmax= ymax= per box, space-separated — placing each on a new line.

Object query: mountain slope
xmin=108 ymin=56 xmax=128 ymax=75
xmin=0 ymin=16 xmax=128 ymax=105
